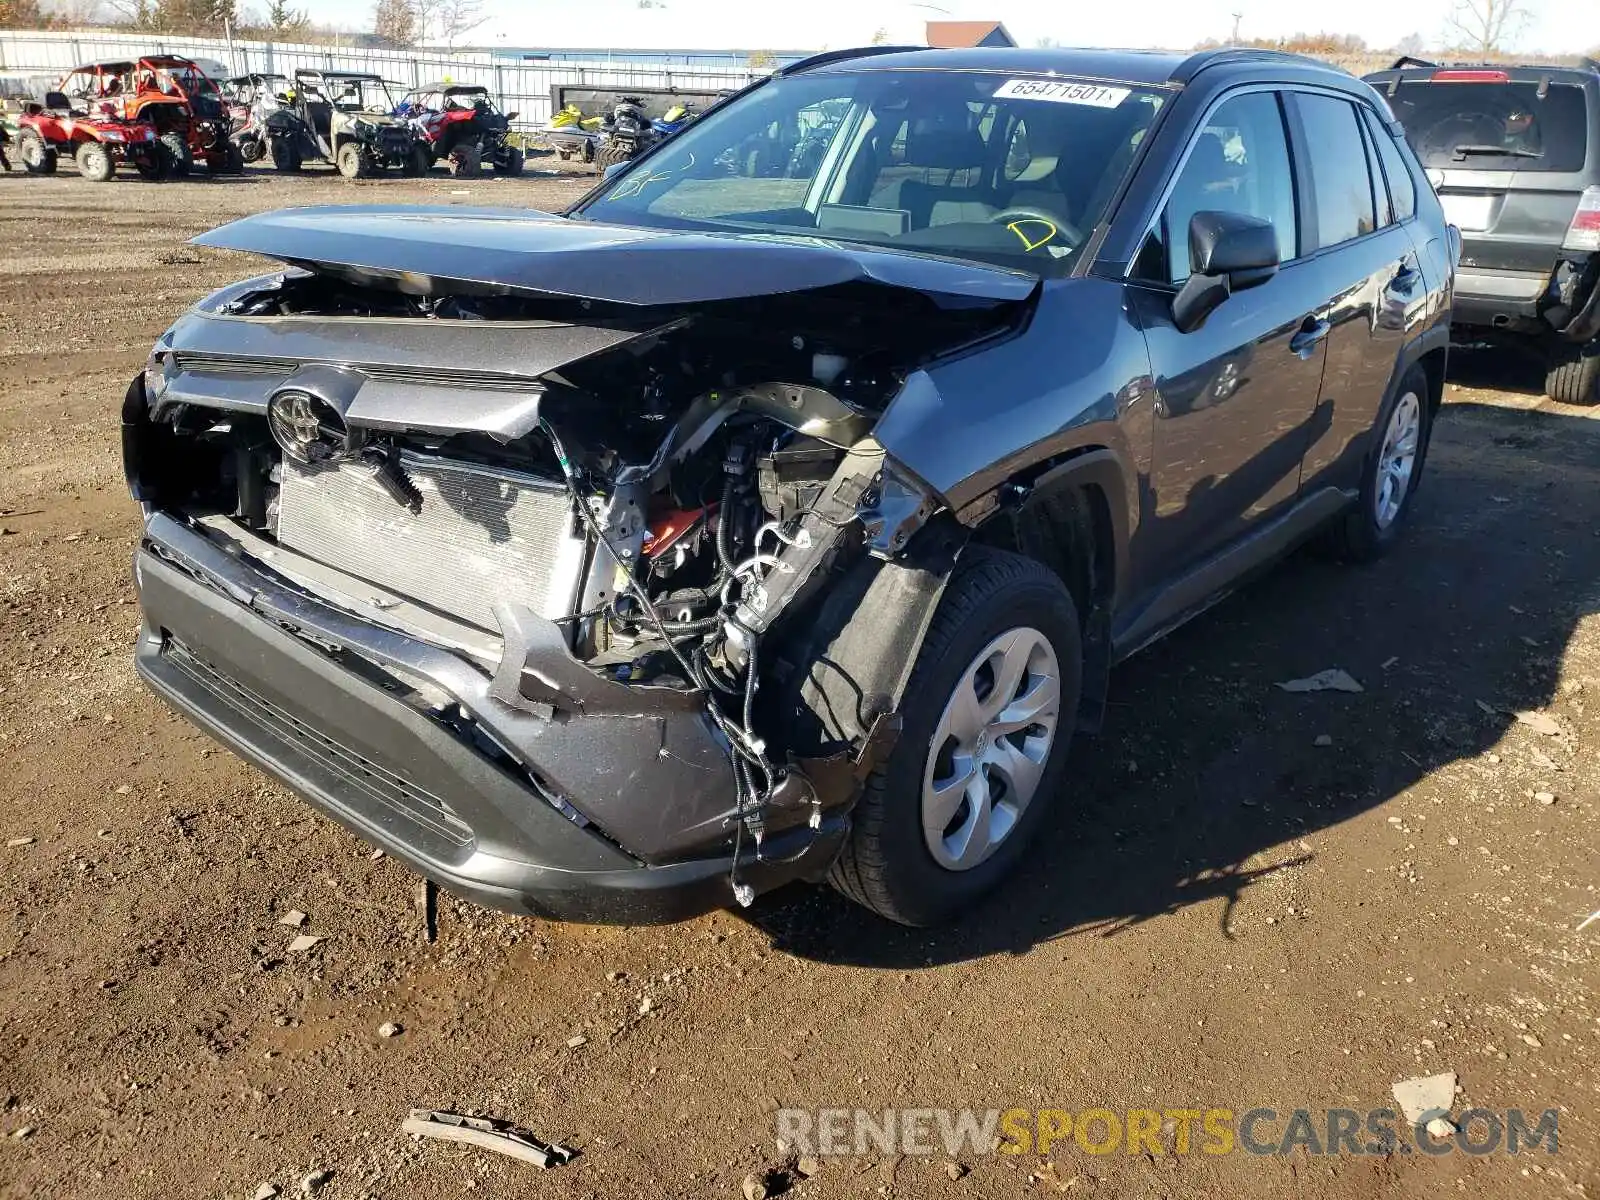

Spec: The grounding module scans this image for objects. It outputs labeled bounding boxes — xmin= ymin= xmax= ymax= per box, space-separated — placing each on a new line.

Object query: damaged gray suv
xmin=126 ymin=46 xmax=1454 ymax=927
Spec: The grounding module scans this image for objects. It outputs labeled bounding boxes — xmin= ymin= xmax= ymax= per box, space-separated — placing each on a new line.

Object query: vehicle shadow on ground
xmin=750 ymin=400 xmax=1600 ymax=967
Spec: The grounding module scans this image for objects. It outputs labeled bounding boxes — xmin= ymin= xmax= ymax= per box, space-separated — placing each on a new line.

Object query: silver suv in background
xmin=1366 ymin=57 xmax=1600 ymax=404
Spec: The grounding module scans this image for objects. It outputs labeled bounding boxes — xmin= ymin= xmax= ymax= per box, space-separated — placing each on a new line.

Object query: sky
xmin=298 ymin=0 xmax=1600 ymax=55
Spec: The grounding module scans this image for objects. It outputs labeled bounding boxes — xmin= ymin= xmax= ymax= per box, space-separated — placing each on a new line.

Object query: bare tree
xmin=371 ymin=0 xmax=414 ymax=44
xmin=408 ymin=0 xmax=441 ymax=42
xmin=435 ymin=0 xmax=485 ymax=47
xmin=1444 ymin=0 xmax=1531 ymax=54
xmin=1394 ymin=31 xmax=1427 ymax=58
xmin=262 ymin=0 xmax=309 ymax=35
xmin=101 ymin=0 xmax=158 ymax=24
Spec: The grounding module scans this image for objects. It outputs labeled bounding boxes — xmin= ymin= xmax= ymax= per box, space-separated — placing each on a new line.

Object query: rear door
xmin=1378 ymin=69 xmax=1595 ymax=276
xmin=1128 ymin=88 xmax=1330 ymax=575
xmin=1287 ymin=90 xmax=1426 ymax=493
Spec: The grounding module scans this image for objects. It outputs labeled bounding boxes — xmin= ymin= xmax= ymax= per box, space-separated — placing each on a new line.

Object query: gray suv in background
xmin=1366 ymin=58 xmax=1600 ymax=404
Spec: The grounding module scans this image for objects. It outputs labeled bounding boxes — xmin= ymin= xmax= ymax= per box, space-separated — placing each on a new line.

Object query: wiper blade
xmin=1450 ymin=144 xmax=1544 ymax=160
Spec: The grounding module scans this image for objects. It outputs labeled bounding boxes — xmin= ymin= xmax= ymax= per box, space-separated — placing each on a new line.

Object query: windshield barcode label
xmin=993 ymin=79 xmax=1131 ymax=108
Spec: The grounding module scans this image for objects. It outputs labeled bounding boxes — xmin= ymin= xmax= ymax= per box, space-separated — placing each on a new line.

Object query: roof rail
xmin=1389 ymin=55 xmax=1439 ymax=70
xmin=777 ymin=45 xmax=927 ymax=77
xmin=1169 ymin=46 xmax=1322 ymax=84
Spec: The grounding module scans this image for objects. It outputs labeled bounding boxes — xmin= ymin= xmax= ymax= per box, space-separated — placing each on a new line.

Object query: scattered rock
xmin=113 ymin=784 xmax=132 ymax=795
xmin=1534 ymin=791 xmax=1556 ymax=806
xmin=378 ymin=1021 xmax=403 ymax=1038
xmin=1277 ymin=668 xmax=1363 ymax=694
xmin=638 ymin=996 xmax=654 ymax=1016
xmin=253 ymin=1184 xmax=281 ymax=1200
xmin=6 ymin=837 xmax=34 ymax=848
xmin=1313 ymin=734 xmax=1333 ymax=747
xmin=791 ymin=1155 xmax=820 ymax=1178
xmin=1522 ymin=1034 xmax=1542 ymax=1049
xmin=566 ymin=1035 xmax=587 ymax=1048
xmin=1425 ymin=1117 xmax=1457 ymax=1139
xmin=277 ymin=910 xmax=308 ymax=928
xmin=606 ymin=970 xmax=625 ymax=982
xmin=12 ymin=1126 xmax=35 ymax=1139
xmin=286 ymin=935 xmax=324 ymax=953
xmin=1487 ymin=752 xmax=1501 ymax=764
xmin=370 ymin=849 xmax=385 ymax=860
xmin=944 ymin=1161 xmax=968 ymax=1181
xmin=740 ymin=1171 xmax=769 ymax=1200
xmin=299 ymin=1169 xmax=332 ymax=1196
xmin=1513 ymin=710 xmax=1562 ymax=737
xmin=1392 ymin=1071 xmax=1457 ymax=1124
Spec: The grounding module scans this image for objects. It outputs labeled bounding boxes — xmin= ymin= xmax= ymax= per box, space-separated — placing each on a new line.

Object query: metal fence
xmin=0 ymin=29 xmax=766 ymax=127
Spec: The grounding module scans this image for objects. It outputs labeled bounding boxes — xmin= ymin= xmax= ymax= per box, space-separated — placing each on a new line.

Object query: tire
xmin=239 ymin=134 xmax=266 ymax=164
xmin=336 ymin=141 xmax=366 ymax=179
xmin=1321 ymin=363 xmax=1433 ymax=562
xmin=596 ymin=141 xmax=631 ymax=173
xmin=212 ymin=142 xmax=245 ymax=175
xmin=133 ymin=151 xmax=163 ymax=181
xmin=406 ymin=144 xmax=432 ymax=177
xmin=1545 ymin=342 xmax=1600 ymax=406
xmin=20 ymin=130 xmax=57 ymax=174
xmin=270 ymin=137 xmax=301 ymax=173
xmin=450 ymin=142 xmax=481 ymax=176
xmin=159 ymin=132 xmax=191 ymax=177
xmin=495 ymin=146 xmax=524 ymax=176
xmin=76 ymin=142 xmax=114 ymax=182
xmin=827 ymin=547 xmax=1083 ymax=927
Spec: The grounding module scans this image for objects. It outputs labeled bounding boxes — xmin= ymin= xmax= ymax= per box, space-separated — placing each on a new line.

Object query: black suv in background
xmin=1366 ymin=58 xmax=1600 ymax=403
xmin=127 ymin=47 xmax=1454 ymax=927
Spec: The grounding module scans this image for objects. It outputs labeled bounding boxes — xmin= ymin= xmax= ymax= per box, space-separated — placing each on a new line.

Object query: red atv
xmin=57 ymin=57 xmax=240 ymax=176
xmin=16 ymin=88 xmax=162 ymax=181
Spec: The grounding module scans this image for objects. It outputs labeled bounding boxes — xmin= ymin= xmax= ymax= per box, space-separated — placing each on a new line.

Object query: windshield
xmin=579 ymin=69 xmax=1169 ymax=274
xmin=321 ymin=77 xmax=396 ymax=114
xmin=1391 ymin=79 xmax=1590 ymax=173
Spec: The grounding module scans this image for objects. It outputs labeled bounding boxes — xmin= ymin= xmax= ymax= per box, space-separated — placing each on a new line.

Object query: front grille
xmin=171 ymin=352 xmax=295 ymax=376
xmin=170 ymin=352 xmax=538 ymax=393
xmin=379 ymin=128 xmax=411 ymax=154
xmin=162 ymin=639 xmax=473 ymax=849
xmin=275 ymin=451 xmax=582 ymax=632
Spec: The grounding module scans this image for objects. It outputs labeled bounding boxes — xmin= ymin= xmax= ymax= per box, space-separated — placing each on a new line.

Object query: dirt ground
xmin=0 ymin=164 xmax=1597 ymax=1200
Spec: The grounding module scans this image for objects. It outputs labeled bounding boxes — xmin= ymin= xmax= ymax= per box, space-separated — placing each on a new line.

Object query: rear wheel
xmin=595 ymin=140 xmax=631 ymax=173
xmin=828 ymin=547 xmax=1082 ymax=927
xmin=208 ymin=142 xmax=245 ymax=175
xmin=20 ymin=130 xmax=57 ymax=174
xmin=1545 ymin=342 xmax=1600 ymax=406
xmin=1322 ymin=364 xmax=1433 ymax=562
xmin=336 ymin=141 xmax=366 ymax=179
xmin=133 ymin=150 xmax=163 ymax=181
xmin=406 ymin=143 xmax=432 ymax=177
xmin=76 ymin=142 xmax=114 ymax=182
xmin=450 ymin=142 xmax=481 ymax=176
xmin=159 ymin=132 xmax=191 ymax=177
xmin=270 ymin=137 xmax=301 ymax=173
xmin=239 ymin=134 xmax=266 ymax=163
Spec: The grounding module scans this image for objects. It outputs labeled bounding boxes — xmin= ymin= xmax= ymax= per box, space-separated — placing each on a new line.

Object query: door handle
xmin=1390 ymin=261 xmax=1420 ymax=289
xmin=1290 ymin=317 xmax=1330 ymax=358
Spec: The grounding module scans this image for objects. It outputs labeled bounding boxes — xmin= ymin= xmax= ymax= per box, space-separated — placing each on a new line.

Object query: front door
xmin=1127 ymin=89 xmax=1328 ymax=581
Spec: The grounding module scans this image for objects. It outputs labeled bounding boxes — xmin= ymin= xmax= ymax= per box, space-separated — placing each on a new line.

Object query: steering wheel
xmin=990 ymin=207 xmax=1080 ymax=251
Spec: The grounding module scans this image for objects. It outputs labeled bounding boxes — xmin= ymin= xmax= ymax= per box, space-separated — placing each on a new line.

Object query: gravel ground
xmin=0 ymin=163 xmax=1597 ymax=1200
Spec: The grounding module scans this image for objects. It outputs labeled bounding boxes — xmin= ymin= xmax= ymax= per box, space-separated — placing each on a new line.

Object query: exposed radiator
xmin=275 ymin=451 xmax=585 ymax=633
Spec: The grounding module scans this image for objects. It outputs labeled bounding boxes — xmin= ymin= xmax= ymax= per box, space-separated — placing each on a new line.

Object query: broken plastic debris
xmin=1513 ymin=710 xmax=1562 ymax=737
xmin=401 ymin=1108 xmax=575 ymax=1168
xmin=286 ymin=934 xmax=324 ymax=953
xmin=1277 ymin=669 xmax=1364 ymax=694
xmin=277 ymin=910 xmax=307 ymax=928
xmin=1391 ymin=1071 xmax=1456 ymax=1125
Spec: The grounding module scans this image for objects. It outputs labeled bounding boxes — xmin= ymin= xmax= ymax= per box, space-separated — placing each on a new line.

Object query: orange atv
xmin=57 ymin=57 xmax=241 ymax=176
xmin=16 ymin=89 xmax=163 ymax=181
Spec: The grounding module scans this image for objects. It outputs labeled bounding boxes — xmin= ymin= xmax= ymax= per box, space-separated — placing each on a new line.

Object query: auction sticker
xmin=993 ymin=79 xmax=1131 ymax=107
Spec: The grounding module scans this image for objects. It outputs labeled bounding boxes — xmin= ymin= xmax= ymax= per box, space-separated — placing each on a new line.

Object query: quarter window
xmin=1365 ymin=108 xmax=1418 ymax=222
xmin=1151 ymin=91 xmax=1298 ymax=284
xmin=1294 ymin=93 xmax=1377 ymax=249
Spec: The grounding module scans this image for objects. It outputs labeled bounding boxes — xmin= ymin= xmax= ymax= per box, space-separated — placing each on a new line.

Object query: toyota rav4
xmin=125 ymin=46 xmax=1455 ymax=927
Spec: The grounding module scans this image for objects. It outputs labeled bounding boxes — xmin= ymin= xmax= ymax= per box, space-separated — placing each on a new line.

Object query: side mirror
xmin=1172 ymin=211 xmax=1280 ymax=334
xmin=506 ymin=110 xmax=519 ymax=121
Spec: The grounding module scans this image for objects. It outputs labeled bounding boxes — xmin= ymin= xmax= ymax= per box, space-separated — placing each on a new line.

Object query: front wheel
xmin=495 ymin=146 xmax=524 ymax=175
xmin=828 ymin=548 xmax=1082 ymax=927
xmin=159 ymin=132 xmax=191 ymax=177
xmin=1322 ymin=363 xmax=1433 ymax=562
xmin=406 ymin=143 xmax=432 ymax=177
xmin=336 ymin=141 xmax=366 ymax=179
xmin=238 ymin=134 xmax=266 ymax=164
xmin=449 ymin=142 xmax=481 ymax=176
xmin=76 ymin=142 xmax=114 ymax=182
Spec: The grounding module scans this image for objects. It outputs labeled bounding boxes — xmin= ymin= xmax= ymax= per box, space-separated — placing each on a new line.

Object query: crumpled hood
xmin=191 ymin=205 xmax=1039 ymax=307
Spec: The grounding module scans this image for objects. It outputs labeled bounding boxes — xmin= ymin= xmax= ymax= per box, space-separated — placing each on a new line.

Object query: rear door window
xmin=1293 ymin=93 xmax=1377 ymax=250
xmin=1364 ymin=109 xmax=1418 ymax=221
xmin=1388 ymin=79 xmax=1589 ymax=173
